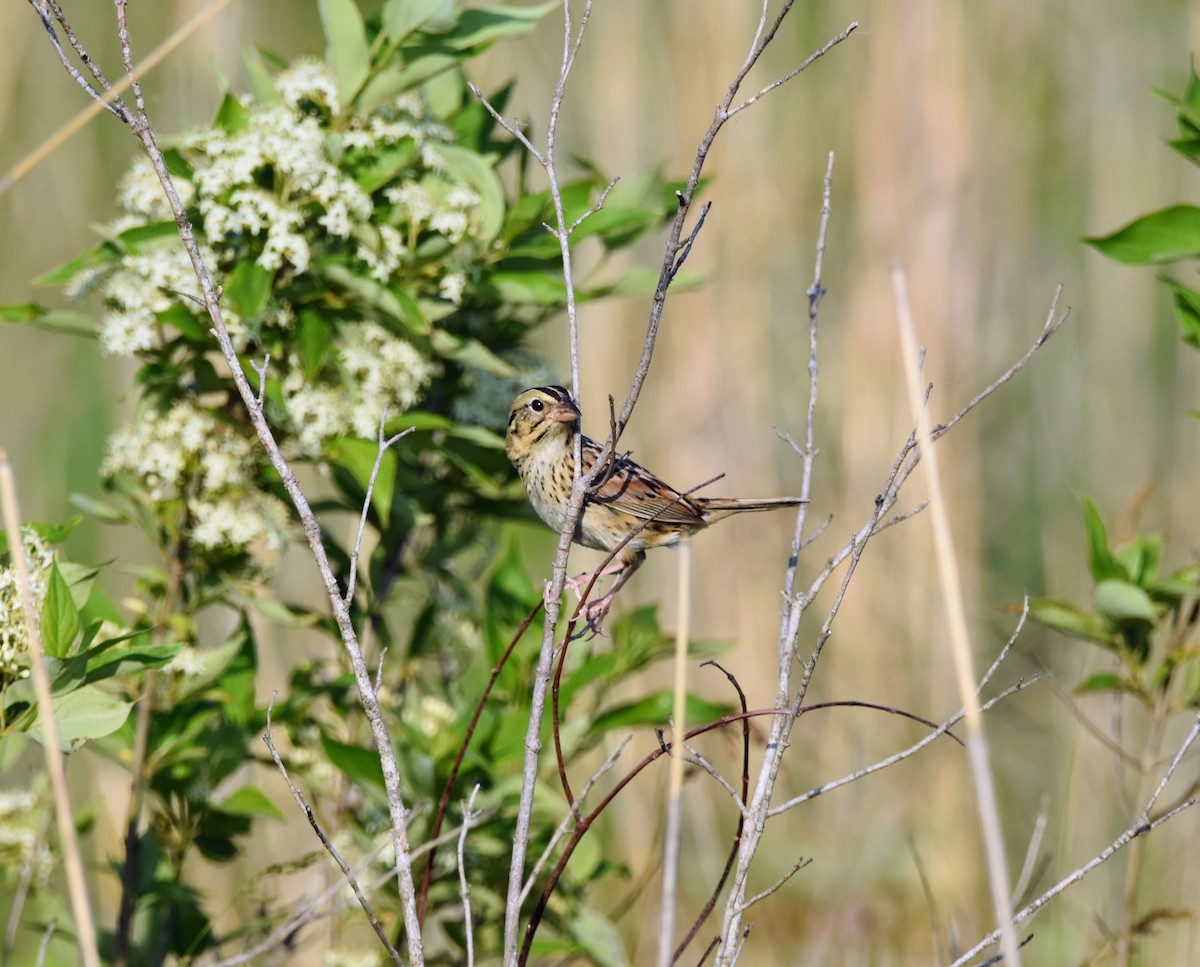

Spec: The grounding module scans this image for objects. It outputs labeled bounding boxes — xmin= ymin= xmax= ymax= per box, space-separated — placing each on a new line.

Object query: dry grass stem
xmin=0 ymin=453 xmax=100 ymax=967
xmin=892 ymin=264 xmax=1022 ymax=966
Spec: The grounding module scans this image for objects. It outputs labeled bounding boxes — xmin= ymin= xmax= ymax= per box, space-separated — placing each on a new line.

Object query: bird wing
xmin=580 ymin=437 xmax=707 ymax=526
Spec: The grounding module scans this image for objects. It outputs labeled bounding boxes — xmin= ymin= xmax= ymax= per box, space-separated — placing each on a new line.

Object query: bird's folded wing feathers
xmin=580 ymin=438 xmax=707 ymax=525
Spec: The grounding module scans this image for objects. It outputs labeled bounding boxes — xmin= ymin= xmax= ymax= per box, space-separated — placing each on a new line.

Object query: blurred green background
xmin=2 ymin=0 xmax=1199 ymax=963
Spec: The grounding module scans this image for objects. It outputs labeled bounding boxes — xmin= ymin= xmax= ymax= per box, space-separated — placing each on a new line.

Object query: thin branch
xmin=934 ymin=287 xmax=1066 ymax=441
xmin=1140 ymin=711 xmax=1200 ymax=821
xmin=251 ymin=356 xmax=270 ymax=410
xmin=768 ymin=676 xmax=1042 ymax=818
xmin=566 ymin=176 xmax=618 ymax=235
xmin=418 ymin=601 xmax=544 ymax=923
xmin=263 ymin=700 xmax=403 ymax=966
xmin=728 ymin=22 xmax=859 ymax=117
xmin=672 ymin=660 xmax=752 ymax=964
xmin=1011 ymin=795 xmax=1050 ymax=906
xmin=35 ymin=919 xmax=56 ymax=967
xmin=683 ymin=744 xmax=748 ymax=817
xmin=457 ymin=786 xmax=482 ymax=967
xmin=950 ymin=792 xmax=1200 ymax=967
xmin=734 ymin=856 xmax=812 ymax=914
xmin=518 ymin=735 xmax=632 ymax=907
xmin=344 ymin=413 xmax=415 ymax=605
xmin=28 ymin=1 xmax=127 ymax=120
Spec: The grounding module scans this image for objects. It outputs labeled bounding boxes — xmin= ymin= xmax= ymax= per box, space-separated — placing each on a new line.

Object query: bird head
xmin=505 ymin=385 xmax=581 ymax=463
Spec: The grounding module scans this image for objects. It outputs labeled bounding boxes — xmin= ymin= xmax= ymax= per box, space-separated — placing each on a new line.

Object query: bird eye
xmin=530 ymin=399 xmax=545 ymax=412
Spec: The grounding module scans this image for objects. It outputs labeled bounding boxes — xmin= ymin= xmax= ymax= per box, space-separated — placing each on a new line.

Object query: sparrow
xmin=505 ymin=385 xmax=803 ymax=626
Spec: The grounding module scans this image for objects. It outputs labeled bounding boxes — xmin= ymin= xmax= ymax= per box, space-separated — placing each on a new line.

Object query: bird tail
xmin=698 ymin=496 xmax=805 ymax=521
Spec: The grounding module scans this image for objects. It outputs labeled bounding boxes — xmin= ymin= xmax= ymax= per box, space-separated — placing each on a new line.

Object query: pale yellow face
xmin=504 ymin=386 xmax=581 ymax=466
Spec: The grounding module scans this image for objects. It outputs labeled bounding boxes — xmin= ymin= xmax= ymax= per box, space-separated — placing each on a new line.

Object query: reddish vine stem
xmin=416 ymin=601 xmax=544 ymax=925
xmin=551 ymin=621 xmax=579 ymax=818
xmin=518 ymin=698 xmax=956 ymax=963
xmin=671 ymin=661 xmax=751 ymax=963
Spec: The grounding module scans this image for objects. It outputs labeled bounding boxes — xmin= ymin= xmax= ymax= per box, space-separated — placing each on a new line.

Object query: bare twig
xmin=263 ymin=700 xmax=402 ymax=966
xmin=458 ymin=786 xmax=482 ymax=967
xmin=344 ymin=412 xmax=415 ymax=605
xmin=768 ymin=678 xmax=1041 ymax=818
xmin=682 ymin=743 xmax=748 ymax=817
xmin=518 ymin=736 xmax=632 ymax=907
xmin=251 ymin=356 xmax=270 ymax=409
xmin=673 ymin=659 xmax=751 ymax=964
xmin=734 ymin=856 xmax=812 ymax=914
xmin=951 ymin=778 xmax=1200 ymax=964
xmin=418 ymin=601 xmax=544 ymax=923
xmin=35 ymin=918 xmax=56 ymax=967
xmin=1011 ymin=795 xmax=1050 ymax=906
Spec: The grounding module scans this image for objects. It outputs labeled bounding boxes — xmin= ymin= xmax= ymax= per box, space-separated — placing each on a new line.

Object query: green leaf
xmin=1114 ymin=535 xmax=1161 ymax=588
xmin=429 ymin=329 xmax=517 ymax=376
xmin=1028 ymin=598 xmax=1118 ymax=648
xmin=488 ymin=270 xmax=567 ymax=305
xmin=591 ymin=691 xmax=729 ymax=732
xmin=214 ymin=91 xmax=251 ymax=134
xmin=30 ymin=517 xmax=82 ymax=546
xmin=224 ymin=260 xmax=274 ymax=318
xmin=41 ymin=563 xmax=81 ymax=659
xmin=30 ymin=686 xmax=133 ymax=751
xmin=319 ymin=0 xmax=371 ymax=104
xmin=1085 ymin=205 xmax=1200 ymax=264
xmin=1094 ymin=579 xmax=1159 ymax=624
xmin=296 ymin=310 xmax=334 ymax=378
xmin=436 ymin=3 xmax=557 ymax=51
xmin=69 ymin=491 xmax=128 ymax=523
xmin=606 ymin=265 xmax=706 ymax=298
xmin=383 ymin=0 xmax=455 ymax=42
xmin=326 ymin=437 xmax=396 ymax=527
xmin=569 ymin=907 xmax=630 ymax=967
xmin=34 ymin=242 xmax=122 ymax=287
xmin=427 ymin=143 xmax=506 ymax=242
xmin=1163 ymin=279 xmax=1200 ymax=350
xmin=242 ymin=48 xmax=282 ymax=105
xmin=317 ymin=263 xmax=431 ymax=334
xmin=1083 ymin=498 xmax=1120 ymax=582
xmin=0 ymin=303 xmax=97 ymax=335
xmin=381 ymin=411 xmax=504 ymax=448
xmin=320 ymin=732 xmax=386 ymax=792
xmin=220 ymin=786 xmax=283 ymax=819
xmin=1166 ymin=137 xmax=1200 ymax=165
xmin=364 ymin=55 xmax=460 ymax=108
xmin=156 ymin=302 xmax=210 ymax=341
xmin=353 ymin=138 xmax=418 ymax=192
xmin=114 ymin=221 xmax=183 ymax=254
xmin=1075 ymin=672 xmax=1131 ymax=695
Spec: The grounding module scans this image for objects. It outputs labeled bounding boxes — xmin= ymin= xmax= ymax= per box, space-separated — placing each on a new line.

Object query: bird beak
xmin=547 ymin=399 xmax=581 ymax=423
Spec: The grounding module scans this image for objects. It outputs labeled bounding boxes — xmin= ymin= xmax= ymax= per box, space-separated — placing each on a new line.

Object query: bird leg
xmin=578 ymin=552 xmax=645 ymax=634
xmin=563 ymin=558 xmax=627 ymax=600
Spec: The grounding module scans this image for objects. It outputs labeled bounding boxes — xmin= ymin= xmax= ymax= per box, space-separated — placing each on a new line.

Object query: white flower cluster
xmin=282 ymin=322 xmax=435 ymax=456
xmin=275 ymin=57 xmax=341 ymax=117
xmin=117 ymin=156 xmax=195 ymax=221
xmin=0 ymin=787 xmax=54 ymax=890
xmin=103 ymin=400 xmax=291 ymax=555
xmin=98 ymin=242 xmax=215 ymax=357
xmin=191 ymin=101 xmax=372 ymax=273
xmin=0 ymin=529 xmax=54 ymax=683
